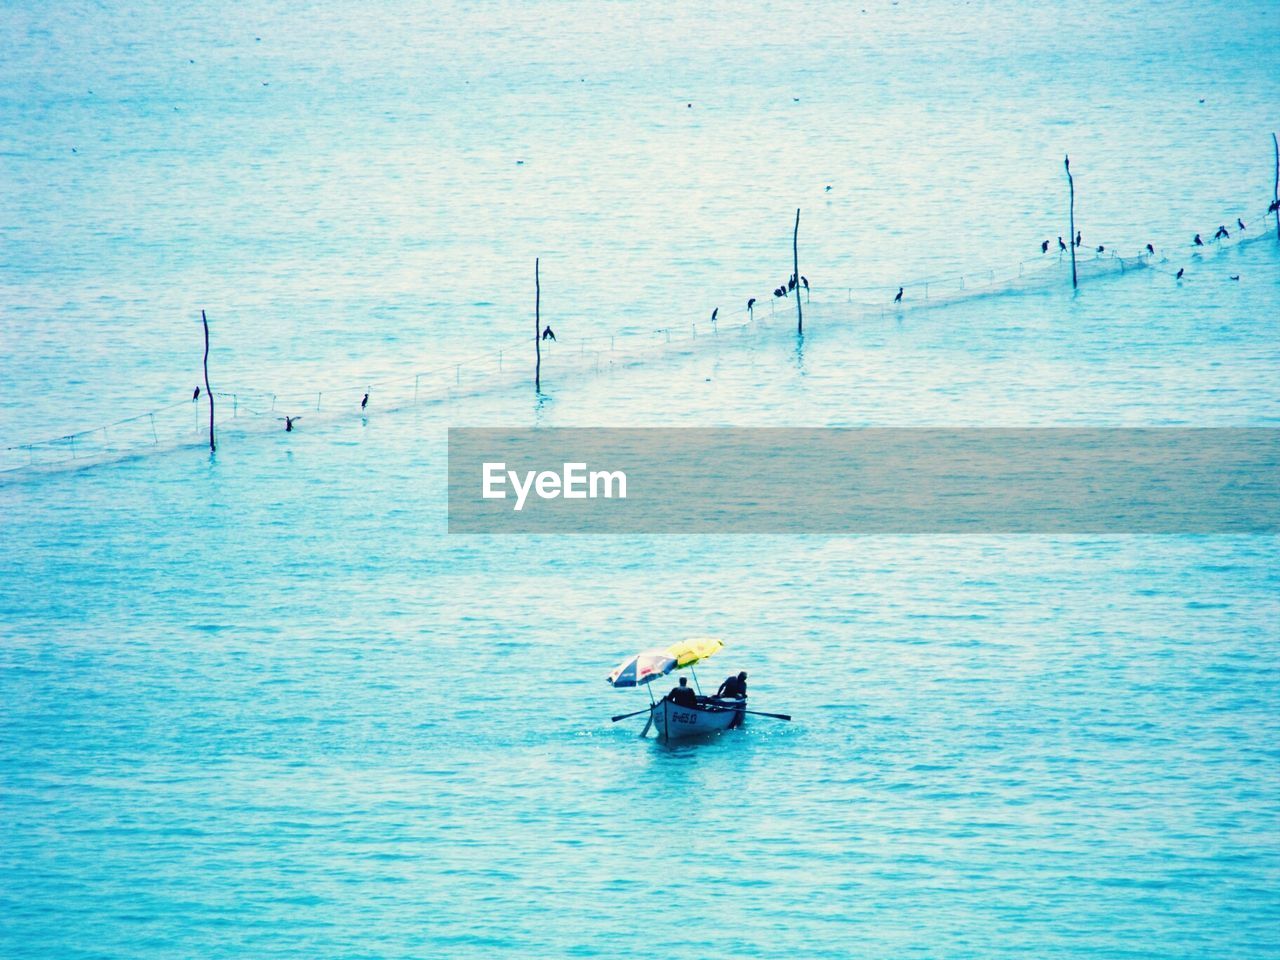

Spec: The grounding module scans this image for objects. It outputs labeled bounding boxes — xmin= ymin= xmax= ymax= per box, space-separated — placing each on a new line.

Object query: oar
xmin=611 ymin=707 xmax=653 ymax=723
xmin=702 ymin=699 xmax=792 ymax=721
xmin=740 ymin=709 xmax=791 ymax=721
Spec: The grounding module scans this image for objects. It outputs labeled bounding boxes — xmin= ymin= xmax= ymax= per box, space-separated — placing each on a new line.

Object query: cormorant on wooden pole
xmin=793 ymin=208 xmax=803 ymax=335
xmin=534 ymin=258 xmax=542 ymax=393
xmin=1065 ymin=156 xmax=1077 ymax=290
xmin=201 ymin=309 xmax=215 ymax=452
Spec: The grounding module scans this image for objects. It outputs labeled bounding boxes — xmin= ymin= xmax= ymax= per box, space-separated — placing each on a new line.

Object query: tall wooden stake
xmin=793 ymin=208 xmax=803 ymax=335
xmin=1272 ymin=132 xmax=1279 ymax=241
xmin=534 ymin=258 xmax=542 ymax=393
xmin=202 ymin=309 xmax=215 ymax=452
xmin=1065 ymin=155 xmax=1077 ymax=290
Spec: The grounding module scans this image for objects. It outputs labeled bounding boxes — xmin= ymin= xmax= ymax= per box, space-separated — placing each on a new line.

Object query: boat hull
xmin=650 ymin=697 xmax=745 ymax=740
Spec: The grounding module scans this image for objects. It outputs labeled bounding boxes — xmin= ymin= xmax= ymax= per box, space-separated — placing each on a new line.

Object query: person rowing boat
xmin=714 ymin=671 xmax=748 ymax=699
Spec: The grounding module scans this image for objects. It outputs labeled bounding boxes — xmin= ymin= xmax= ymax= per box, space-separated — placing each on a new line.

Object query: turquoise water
xmin=3 ymin=1 xmax=1280 ymax=957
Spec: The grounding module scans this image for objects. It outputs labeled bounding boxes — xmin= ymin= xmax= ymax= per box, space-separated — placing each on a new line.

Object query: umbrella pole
xmin=690 ymin=667 xmax=702 ymax=696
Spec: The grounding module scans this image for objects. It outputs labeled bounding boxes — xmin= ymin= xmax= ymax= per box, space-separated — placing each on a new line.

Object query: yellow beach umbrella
xmin=665 ymin=636 xmax=724 ymax=669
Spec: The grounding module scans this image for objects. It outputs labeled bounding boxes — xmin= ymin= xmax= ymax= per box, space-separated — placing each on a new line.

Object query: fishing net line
xmin=3 ymin=205 xmax=1276 ymax=477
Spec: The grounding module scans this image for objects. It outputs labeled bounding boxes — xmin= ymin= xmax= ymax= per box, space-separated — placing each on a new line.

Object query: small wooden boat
xmin=649 ymin=695 xmax=746 ymax=740
xmin=609 ymin=637 xmax=776 ymax=740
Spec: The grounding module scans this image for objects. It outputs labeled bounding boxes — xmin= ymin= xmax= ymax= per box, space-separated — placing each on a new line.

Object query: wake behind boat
xmin=606 ymin=637 xmax=789 ymax=740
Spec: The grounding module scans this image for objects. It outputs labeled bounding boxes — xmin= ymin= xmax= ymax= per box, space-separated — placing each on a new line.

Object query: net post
xmin=534 ymin=257 xmax=542 ymax=393
xmin=1272 ymin=132 xmax=1279 ymax=241
xmin=1065 ymin=155 xmax=1078 ymax=289
xmin=793 ymin=207 xmax=803 ymax=335
xmin=201 ymin=309 xmax=215 ymax=452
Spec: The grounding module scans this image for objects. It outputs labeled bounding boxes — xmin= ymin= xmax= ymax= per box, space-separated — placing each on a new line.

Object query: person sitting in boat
xmin=715 ymin=671 xmax=748 ymax=699
xmin=667 ymin=676 xmax=698 ymax=708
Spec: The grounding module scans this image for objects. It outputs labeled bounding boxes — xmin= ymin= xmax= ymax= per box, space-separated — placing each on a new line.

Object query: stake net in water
xmin=2 ymin=207 xmax=1274 ymax=477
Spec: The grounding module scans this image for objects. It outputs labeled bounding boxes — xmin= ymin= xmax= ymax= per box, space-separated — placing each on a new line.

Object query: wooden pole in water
xmin=1065 ymin=155 xmax=1077 ymax=290
xmin=793 ymin=208 xmax=803 ymax=335
xmin=1272 ymin=132 xmax=1279 ymax=241
xmin=201 ymin=309 xmax=215 ymax=452
xmin=534 ymin=258 xmax=542 ymax=393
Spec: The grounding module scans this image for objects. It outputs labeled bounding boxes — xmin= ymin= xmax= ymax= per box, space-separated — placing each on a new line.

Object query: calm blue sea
xmin=2 ymin=1 xmax=1279 ymax=957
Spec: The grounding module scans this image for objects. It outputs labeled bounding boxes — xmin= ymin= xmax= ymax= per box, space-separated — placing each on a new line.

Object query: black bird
xmin=825 ymin=185 xmax=832 ymax=192
xmin=1229 ymin=274 xmax=1240 ymax=281
xmin=1214 ymin=225 xmax=1229 ymax=240
xmin=541 ymin=325 xmax=555 ymax=341
xmin=774 ymin=287 xmax=784 ymax=298
xmin=278 ymin=415 xmax=301 ymax=432
xmin=1041 ymin=240 xmax=1049 ymax=254
xmin=361 ymin=393 xmax=368 ymax=411
xmin=1058 ymin=236 xmax=1067 ymax=251
xmin=711 ymin=307 xmax=718 ymax=323
xmin=801 ymin=276 xmax=809 ymax=291
xmin=787 ymin=275 xmax=796 ymax=291
xmin=747 ymin=297 xmax=756 ymax=315
xmin=1176 ymin=268 xmax=1185 ymax=279
xmin=1096 ymin=245 xmax=1105 ymax=254
xmin=893 ymin=287 xmax=903 ymax=303
xmin=192 ymin=386 xmax=200 ymax=402
xmin=1075 ymin=231 xmax=1082 ymax=247
xmin=1146 ymin=243 xmax=1155 ymax=255
xmin=1237 ymin=218 xmax=1246 ymax=231
xmin=1194 ymin=234 xmax=1203 ymax=246
xmin=1270 ymin=200 xmax=1279 ymax=213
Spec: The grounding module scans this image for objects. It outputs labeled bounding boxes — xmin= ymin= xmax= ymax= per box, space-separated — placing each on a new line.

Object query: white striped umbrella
xmin=607 ymin=649 xmax=677 ymax=687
